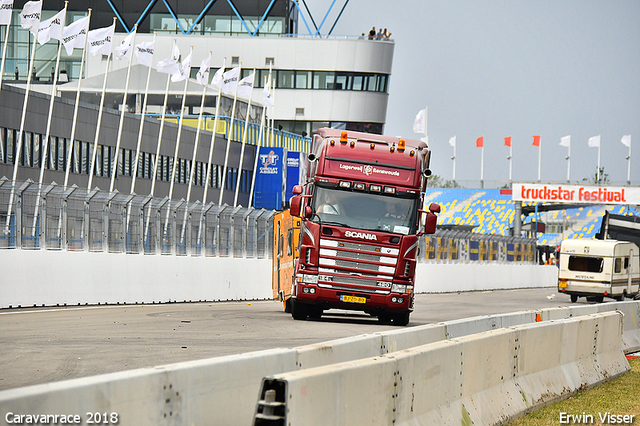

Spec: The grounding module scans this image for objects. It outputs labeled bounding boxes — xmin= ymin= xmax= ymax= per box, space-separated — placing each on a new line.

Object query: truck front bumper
xmin=294 ymin=282 xmax=412 ymax=313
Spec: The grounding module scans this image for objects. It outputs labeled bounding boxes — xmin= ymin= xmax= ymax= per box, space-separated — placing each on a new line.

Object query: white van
xmin=557 ymin=238 xmax=639 ymax=302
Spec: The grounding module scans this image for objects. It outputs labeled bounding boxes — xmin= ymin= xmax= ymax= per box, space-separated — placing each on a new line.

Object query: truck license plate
xmin=340 ymin=295 xmax=366 ymax=304
xmin=558 ymin=281 xmax=567 ymax=288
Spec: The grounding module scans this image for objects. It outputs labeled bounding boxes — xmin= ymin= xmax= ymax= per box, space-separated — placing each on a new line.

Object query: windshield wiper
xmin=321 ymin=220 xmax=352 ymax=228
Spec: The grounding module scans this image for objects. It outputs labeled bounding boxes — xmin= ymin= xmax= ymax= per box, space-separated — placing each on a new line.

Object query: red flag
xmin=504 ymin=136 xmax=511 ymax=147
xmin=476 ymin=136 xmax=483 ymax=148
xmin=532 ymin=135 xmax=541 ymax=147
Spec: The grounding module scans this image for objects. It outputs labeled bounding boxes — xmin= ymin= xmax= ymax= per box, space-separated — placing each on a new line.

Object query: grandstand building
xmin=0 ymin=0 xmax=392 ymax=205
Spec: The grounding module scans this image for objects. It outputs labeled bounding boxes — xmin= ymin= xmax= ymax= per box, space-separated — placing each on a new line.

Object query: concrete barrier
xmin=2 ymin=302 xmax=639 ymax=426
xmin=254 ymin=312 xmax=629 ymax=426
xmin=0 ymin=250 xmax=273 ymax=308
xmin=414 ymin=263 xmax=557 ymax=293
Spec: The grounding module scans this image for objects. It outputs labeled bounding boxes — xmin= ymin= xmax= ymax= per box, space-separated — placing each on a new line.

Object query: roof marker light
xmin=330 ymin=140 xmax=335 ymax=146
xmin=410 ymin=150 xmax=415 ymax=157
xmin=340 ymin=132 xmax=348 ymax=144
xmin=370 ymin=143 xmax=375 ymax=150
xmin=398 ymin=139 xmax=406 ymax=152
xmin=350 ymin=141 xmax=355 ymax=147
xmin=390 ymin=146 xmax=395 ymax=153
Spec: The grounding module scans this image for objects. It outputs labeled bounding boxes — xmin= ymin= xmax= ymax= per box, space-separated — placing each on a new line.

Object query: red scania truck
xmin=284 ymin=128 xmax=439 ymax=326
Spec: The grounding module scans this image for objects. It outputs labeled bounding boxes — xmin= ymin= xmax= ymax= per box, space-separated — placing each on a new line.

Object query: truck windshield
xmin=312 ymin=187 xmax=418 ymax=235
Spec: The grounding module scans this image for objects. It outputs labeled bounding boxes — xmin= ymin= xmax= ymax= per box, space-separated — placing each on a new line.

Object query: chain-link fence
xmin=0 ymin=178 xmax=275 ymax=258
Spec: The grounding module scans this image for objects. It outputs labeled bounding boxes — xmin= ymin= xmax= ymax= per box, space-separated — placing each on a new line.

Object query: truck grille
xmin=318 ymin=238 xmax=398 ymax=292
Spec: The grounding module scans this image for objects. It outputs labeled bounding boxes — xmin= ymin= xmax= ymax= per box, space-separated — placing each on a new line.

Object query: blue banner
xmin=254 ymin=147 xmax=286 ymax=210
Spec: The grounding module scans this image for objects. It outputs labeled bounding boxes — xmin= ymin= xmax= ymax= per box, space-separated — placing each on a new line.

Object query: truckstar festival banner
xmin=512 ymin=183 xmax=640 ymax=205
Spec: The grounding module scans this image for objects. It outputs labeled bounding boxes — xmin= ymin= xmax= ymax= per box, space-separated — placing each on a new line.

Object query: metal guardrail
xmin=0 ymin=178 xmax=275 ymax=258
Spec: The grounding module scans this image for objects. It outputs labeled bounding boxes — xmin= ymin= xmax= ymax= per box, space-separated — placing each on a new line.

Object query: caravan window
xmin=615 ymin=258 xmax=622 ymax=273
xmin=568 ymin=256 xmax=603 ymax=273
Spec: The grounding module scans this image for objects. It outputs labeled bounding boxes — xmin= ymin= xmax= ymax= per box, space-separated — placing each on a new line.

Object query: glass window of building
xmin=278 ymin=70 xmax=294 ymax=89
xmin=313 ymin=72 xmax=334 ymax=89
xmin=295 ymin=71 xmax=311 ymax=89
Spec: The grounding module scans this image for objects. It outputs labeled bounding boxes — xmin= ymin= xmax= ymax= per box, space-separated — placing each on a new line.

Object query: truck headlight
xmin=391 ymin=283 xmax=408 ymax=293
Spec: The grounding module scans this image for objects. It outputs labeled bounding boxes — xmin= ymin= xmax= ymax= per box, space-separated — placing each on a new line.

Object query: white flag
xmin=0 ymin=0 xmax=13 ymax=26
xmin=37 ymin=8 xmax=63 ymax=45
xmin=263 ymin=78 xmax=274 ymax=107
xmin=211 ymin=64 xmax=224 ymax=88
xmin=62 ymin=16 xmax=89 ymax=56
xmin=221 ymin=66 xmax=240 ymax=95
xmin=87 ymin=23 xmax=114 ymax=57
xmin=588 ymin=135 xmax=601 ymax=148
xmin=413 ymin=108 xmax=425 ymax=134
xmin=621 ymin=134 xmax=631 ymax=148
xmin=115 ymin=30 xmax=135 ymax=60
xmin=237 ymin=72 xmax=255 ymax=99
xmin=134 ymin=41 xmax=154 ymax=67
xmin=20 ymin=0 xmax=41 ymax=35
xmin=156 ymin=44 xmax=180 ymax=75
xmin=559 ymin=135 xmax=571 ymax=148
xmin=171 ymin=51 xmax=191 ymax=82
xmin=196 ymin=55 xmax=210 ymax=86
xmin=448 ymin=136 xmax=456 ymax=147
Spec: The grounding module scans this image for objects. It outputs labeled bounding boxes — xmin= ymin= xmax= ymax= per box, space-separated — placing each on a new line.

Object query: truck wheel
xmin=570 ymin=295 xmax=578 ymax=303
xmin=392 ymin=312 xmax=410 ymax=326
xmin=635 ymin=293 xmax=640 ymax=301
xmin=291 ymin=300 xmax=309 ymax=320
xmin=284 ymin=298 xmax=292 ymax=313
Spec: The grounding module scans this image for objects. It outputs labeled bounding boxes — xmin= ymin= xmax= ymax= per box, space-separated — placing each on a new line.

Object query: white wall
xmin=0 ymin=251 xmax=272 ymax=309
xmin=0 ymin=250 xmax=555 ymax=309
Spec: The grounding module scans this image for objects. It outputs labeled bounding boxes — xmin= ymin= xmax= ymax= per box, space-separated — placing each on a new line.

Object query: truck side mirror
xmin=292 ymin=185 xmax=303 ymax=195
xmin=290 ymin=195 xmax=302 ymax=217
xmin=304 ymin=205 xmax=314 ymax=219
xmin=429 ymin=203 xmax=441 ymax=214
xmin=424 ymin=212 xmax=437 ymax=235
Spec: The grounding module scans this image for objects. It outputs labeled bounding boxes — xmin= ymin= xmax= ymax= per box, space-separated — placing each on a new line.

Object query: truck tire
xmin=291 ymin=299 xmax=309 ymax=320
xmin=392 ymin=311 xmax=410 ymax=326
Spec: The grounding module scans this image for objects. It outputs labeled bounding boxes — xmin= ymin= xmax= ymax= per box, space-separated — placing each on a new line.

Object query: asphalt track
xmin=0 ymin=287 xmax=591 ymax=391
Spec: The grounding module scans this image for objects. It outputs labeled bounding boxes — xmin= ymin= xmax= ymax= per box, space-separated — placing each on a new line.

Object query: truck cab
xmin=286 ymin=129 xmax=439 ymax=325
xmin=557 ymin=238 xmax=639 ymax=302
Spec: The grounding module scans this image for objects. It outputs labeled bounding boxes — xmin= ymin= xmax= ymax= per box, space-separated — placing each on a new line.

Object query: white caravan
xmin=557 ymin=238 xmax=639 ymax=302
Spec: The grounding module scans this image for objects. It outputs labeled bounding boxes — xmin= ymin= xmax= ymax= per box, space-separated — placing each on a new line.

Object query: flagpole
xmin=509 ymin=143 xmax=512 ymax=182
xmin=32 ymin=2 xmax=68 ymax=237
xmin=249 ymin=68 xmax=272 ymax=207
xmin=5 ymin=22 xmax=41 ymax=232
xmin=202 ymin=57 xmax=225 ymax=206
xmin=628 ymin=142 xmax=631 ymax=185
xmin=480 ymin=144 xmax=484 ymax=189
xmin=450 ymin=136 xmax=456 ymax=182
xmin=0 ymin=5 xmax=11 ymax=97
xmin=164 ymin=45 xmax=192 ymax=236
xmin=249 ymin=96 xmax=267 ymax=208
xmin=64 ymin=9 xmax=91 ymax=189
xmin=597 ymin=136 xmax=601 ymax=183
xmin=219 ymin=62 xmax=242 ymax=205
xmin=181 ymin=51 xmax=211 ymax=243
xmin=270 ymin=77 xmax=275 ymax=147
xmin=87 ymin=51 xmax=112 ymax=193
xmin=109 ymin=25 xmax=137 ymax=193
xmin=233 ymin=68 xmax=255 ymax=207
xmin=149 ymin=39 xmax=176 ymax=199
xmin=131 ymin=31 xmax=157 ymax=195
xmin=566 ymin=142 xmax=571 ymax=183
xmin=537 ymin=143 xmax=541 ymax=182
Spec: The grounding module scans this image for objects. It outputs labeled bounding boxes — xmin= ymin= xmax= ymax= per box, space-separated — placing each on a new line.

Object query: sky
xmin=306 ymin=1 xmax=640 ymax=188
